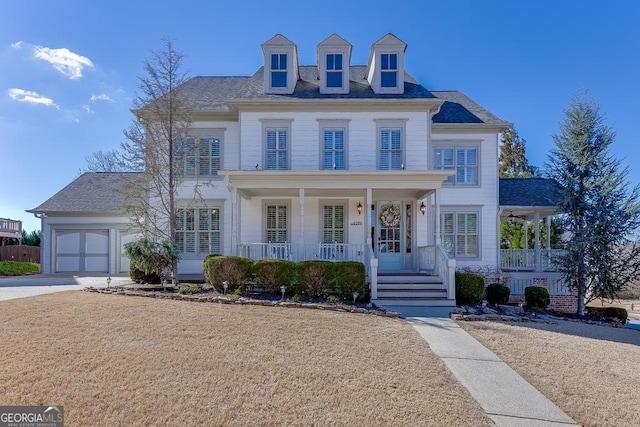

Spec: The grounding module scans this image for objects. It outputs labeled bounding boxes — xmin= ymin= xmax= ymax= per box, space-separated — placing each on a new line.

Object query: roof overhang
xmin=433 ymin=123 xmax=511 ymax=133
xmin=226 ymin=98 xmax=444 ymax=114
xmin=219 ymin=170 xmax=453 ymax=200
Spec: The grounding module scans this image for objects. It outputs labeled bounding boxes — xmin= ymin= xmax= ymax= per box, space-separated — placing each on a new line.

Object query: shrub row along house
xmin=28 ymin=34 xmax=572 ymax=311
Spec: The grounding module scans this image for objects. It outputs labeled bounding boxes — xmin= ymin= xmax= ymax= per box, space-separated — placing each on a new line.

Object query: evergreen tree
xmin=546 ymin=89 xmax=640 ymax=314
xmin=499 ymin=125 xmax=535 ymax=178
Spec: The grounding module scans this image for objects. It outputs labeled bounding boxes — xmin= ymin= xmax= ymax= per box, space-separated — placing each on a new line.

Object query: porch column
xmin=231 ymin=188 xmax=238 ymax=255
xmin=365 ymin=188 xmax=372 ymax=247
xmin=366 ymin=188 xmax=377 ymax=300
xmin=435 ymin=188 xmax=441 ymax=244
xmin=299 ymin=188 xmax=305 ymax=248
xmin=534 ymin=212 xmax=541 ymax=272
xmin=546 ymin=216 xmax=552 ymax=248
xmin=524 ymin=220 xmax=529 ymax=250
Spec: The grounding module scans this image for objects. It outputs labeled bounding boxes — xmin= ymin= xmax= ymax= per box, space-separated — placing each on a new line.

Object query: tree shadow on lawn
xmin=496 ymin=318 xmax=640 ymax=347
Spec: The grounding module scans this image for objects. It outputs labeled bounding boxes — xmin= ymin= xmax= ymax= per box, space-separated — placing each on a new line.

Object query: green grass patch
xmin=0 ymin=261 xmax=41 ymax=276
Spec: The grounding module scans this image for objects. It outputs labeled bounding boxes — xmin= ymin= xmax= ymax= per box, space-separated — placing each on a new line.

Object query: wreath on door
xmin=380 ymin=204 xmax=401 ymax=228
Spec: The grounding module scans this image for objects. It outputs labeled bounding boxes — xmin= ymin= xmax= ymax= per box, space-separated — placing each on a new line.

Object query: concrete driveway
xmin=0 ymin=274 xmax=132 ymax=301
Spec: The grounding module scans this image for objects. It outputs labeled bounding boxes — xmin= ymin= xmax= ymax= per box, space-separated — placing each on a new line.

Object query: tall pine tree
xmin=546 ymin=89 xmax=640 ymax=314
xmin=499 ymin=125 xmax=535 ymax=178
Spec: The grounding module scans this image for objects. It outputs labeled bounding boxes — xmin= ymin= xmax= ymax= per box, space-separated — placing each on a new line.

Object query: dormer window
xmin=270 ymin=53 xmax=287 ymax=88
xmin=380 ymin=53 xmax=397 ymax=88
xmin=326 ymin=53 xmax=343 ymax=88
xmin=317 ymin=34 xmax=351 ymax=94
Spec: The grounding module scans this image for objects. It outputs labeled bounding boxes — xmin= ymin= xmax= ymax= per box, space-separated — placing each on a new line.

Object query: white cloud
xmin=90 ymin=93 xmax=113 ymax=102
xmin=11 ymin=41 xmax=24 ymax=49
xmin=82 ymin=104 xmax=94 ymax=114
xmin=8 ymin=88 xmax=58 ymax=108
xmin=32 ymin=45 xmax=94 ymax=80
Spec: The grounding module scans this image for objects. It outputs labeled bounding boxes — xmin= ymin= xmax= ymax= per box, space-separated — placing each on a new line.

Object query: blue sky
xmin=1 ymin=0 xmax=639 ymax=232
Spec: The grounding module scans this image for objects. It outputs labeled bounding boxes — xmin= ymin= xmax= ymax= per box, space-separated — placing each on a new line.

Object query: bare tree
xmin=81 ymin=149 xmax=140 ymax=173
xmin=120 ymin=38 xmax=194 ymax=284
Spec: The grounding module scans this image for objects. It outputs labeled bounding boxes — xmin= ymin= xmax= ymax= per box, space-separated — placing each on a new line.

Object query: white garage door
xmin=55 ymin=230 xmax=109 ymax=273
xmin=119 ymin=233 xmax=136 ymax=273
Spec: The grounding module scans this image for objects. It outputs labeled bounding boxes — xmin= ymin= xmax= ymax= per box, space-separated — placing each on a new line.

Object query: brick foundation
xmin=508 ymin=278 xmax=579 ymax=314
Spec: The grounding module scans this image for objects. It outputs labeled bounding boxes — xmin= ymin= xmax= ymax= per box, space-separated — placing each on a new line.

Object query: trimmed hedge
xmin=296 ymin=261 xmax=335 ymax=298
xmin=203 ymin=256 xmax=253 ymax=293
xmin=586 ymin=306 xmax=628 ymax=323
xmin=334 ymin=261 xmax=366 ymax=301
xmin=455 ymin=272 xmax=485 ymax=306
xmin=253 ymin=259 xmax=296 ymax=294
xmin=486 ymin=283 xmax=510 ymax=305
xmin=525 ymin=286 xmax=550 ymax=311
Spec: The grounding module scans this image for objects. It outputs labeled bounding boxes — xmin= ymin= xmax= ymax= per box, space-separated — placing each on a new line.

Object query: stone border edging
xmin=83 ymin=287 xmax=402 ymax=318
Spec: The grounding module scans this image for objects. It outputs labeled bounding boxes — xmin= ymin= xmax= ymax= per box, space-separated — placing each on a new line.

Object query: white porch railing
xmin=237 ymin=242 xmax=366 ymax=264
xmin=418 ymin=245 xmax=456 ymax=301
xmin=500 ymin=249 xmax=564 ymax=271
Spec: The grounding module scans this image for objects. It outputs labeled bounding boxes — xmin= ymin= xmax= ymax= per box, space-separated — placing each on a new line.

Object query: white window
xmin=441 ymin=212 xmax=479 ymax=258
xmin=176 ymin=136 xmax=221 ymax=177
xmin=379 ymin=128 xmax=403 ymax=170
xmin=266 ymin=128 xmax=288 ymax=170
xmin=270 ymin=53 xmax=287 ymax=88
xmin=176 ymin=207 xmax=221 ymax=255
xmin=381 ymin=53 xmax=398 ymax=88
xmin=322 ymin=204 xmax=345 ymax=243
xmin=323 ymin=129 xmax=345 ymax=170
xmin=266 ymin=204 xmax=288 ymax=243
xmin=326 ymin=53 xmax=343 ymax=88
xmin=434 ymin=146 xmax=478 ymax=185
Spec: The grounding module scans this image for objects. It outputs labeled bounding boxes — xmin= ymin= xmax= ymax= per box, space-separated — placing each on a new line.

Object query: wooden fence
xmin=0 ymin=245 xmax=40 ymax=263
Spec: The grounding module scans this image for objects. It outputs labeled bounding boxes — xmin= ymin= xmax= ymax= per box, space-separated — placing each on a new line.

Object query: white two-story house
xmin=29 ymin=33 xmax=512 ymax=308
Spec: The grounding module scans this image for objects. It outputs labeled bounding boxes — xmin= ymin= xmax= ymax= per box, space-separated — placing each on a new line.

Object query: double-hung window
xmin=176 ymin=207 xmax=221 ymax=256
xmin=270 ymin=53 xmax=287 ymax=88
xmin=322 ymin=204 xmax=345 ymax=243
xmin=266 ymin=204 xmax=288 ymax=243
xmin=177 ymin=135 xmax=221 ymax=177
xmin=381 ymin=53 xmax=398 ymax=88
xmin=441 ymin=212 xmax=479 ymax=258
xmin=326 ymin=53 xmax=343 ymax=88
xmin=323 ymin=129 xmax=345 ymax=170
xmin=266 ymin=128 xmax=288 ymax=170
xmin=380 ymin=128 xmax=403 ymax=170
xmin=434 ymin=146 xmax=478 ymax=185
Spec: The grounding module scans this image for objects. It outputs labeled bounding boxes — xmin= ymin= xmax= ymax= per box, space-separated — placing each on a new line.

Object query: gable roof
xmin=28 ymin=172 xmax=143 ymax=215
xmin=499 ymin=178 xmax=562 ymax=207
xmin=432 ymin=91 xmax=506 ymax=125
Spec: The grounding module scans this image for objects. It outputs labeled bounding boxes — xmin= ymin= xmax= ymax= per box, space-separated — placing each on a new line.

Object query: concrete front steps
xmin=372 ymin=273 xmax=456 ymax=310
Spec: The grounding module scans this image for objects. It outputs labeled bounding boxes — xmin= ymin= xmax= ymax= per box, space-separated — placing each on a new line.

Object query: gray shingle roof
xmin=28 ymin=172 xmax=143 ymax=214
xmin=499 ymin=178 xmax=562 ymax=207
xmin=176 ymin=66 xmax=507 ymax=125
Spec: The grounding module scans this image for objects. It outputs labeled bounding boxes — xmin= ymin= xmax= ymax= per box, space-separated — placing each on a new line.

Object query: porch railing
xmin=417 ymin=245 xmax=456 ymax=301
xmin=237 ymin=242 xmax=366 ymax=264
xmin=500 ymin=249 xmax=564 ymax=271
xmin=0 ymin=217 xmax=22 ymax=237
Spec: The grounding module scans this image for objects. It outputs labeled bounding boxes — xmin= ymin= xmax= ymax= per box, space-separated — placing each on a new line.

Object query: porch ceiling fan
xmin=507 ymin=211 xmax=526 ymax=223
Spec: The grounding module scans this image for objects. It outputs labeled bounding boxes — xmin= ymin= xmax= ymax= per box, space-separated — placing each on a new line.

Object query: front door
xmin=376 ymin=201 xmax=406 ymax=271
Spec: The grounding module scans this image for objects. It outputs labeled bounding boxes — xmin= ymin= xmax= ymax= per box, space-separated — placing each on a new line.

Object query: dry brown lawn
xmin=0 ymin=292 xmax=492 ymax=427
xmin=459 ymin=319 xmax=640 ymax=427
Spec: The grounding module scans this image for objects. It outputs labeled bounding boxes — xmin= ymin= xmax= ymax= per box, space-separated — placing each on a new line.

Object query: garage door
xmin=55 ymin=230 xmax=109 ymax=273
xmin=119 ymin=233 xmax=136 ymax=273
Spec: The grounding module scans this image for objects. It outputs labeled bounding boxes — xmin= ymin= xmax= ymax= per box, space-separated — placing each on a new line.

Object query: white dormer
xmin=317 ymin=34 xmax=352 ymax=95
xmin=366 ymin=33 xmax=407 ymax=95
xmin=261 ymin=34 xmax=299 ymax=95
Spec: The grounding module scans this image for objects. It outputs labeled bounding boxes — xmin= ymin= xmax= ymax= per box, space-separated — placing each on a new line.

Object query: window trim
xmin=261 ymin=119 xmax=293 ymax=171
xmin=380 ymin=52 xmax=398 ymax=89
xmin=375 ymin=119 xmax=407 ymax=170
xmin=270 ymin=52 xmax=288 ymax=89
xmin=439 ymin=208 xmax=481 ymax=260
xmin=432 ymin=141 xmax=481 ymax=186
xmin=319 ymin=200 xmax=348 ymax=244
xmin=175 ymin=203 xmax=223 ymax=259
xmin=318 ymin=119 xmax=350 ymax=170
xmin=263 ymin=200 xmax=291 ymax=243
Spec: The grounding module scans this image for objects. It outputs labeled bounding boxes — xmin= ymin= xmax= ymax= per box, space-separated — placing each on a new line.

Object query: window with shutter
xmin=266 ymin=204 xmax=288 ymax=243
xmin=323 ymin=129 xmax=345 ymax=170
xmin=176 ymin=207 xmax=221 ymax=255
xmin=266 ymin=129 xmax=288 ymax=170
xmin=322 ymin=204 xmax=345 ymax=243
xmin=433 ymin=146 xmax=478 ymax=185
xmin=380 ymin=128 xmax=402 ymax=170
xmin=440 ymin=211 xmax=479 ymax=258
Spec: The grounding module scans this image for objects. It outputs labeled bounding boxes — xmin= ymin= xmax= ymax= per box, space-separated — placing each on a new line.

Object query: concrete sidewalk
xmin=0 ymin=274 xmax=131 ymax=301
xmin=408 ymin=316 xmax=579 ymax=427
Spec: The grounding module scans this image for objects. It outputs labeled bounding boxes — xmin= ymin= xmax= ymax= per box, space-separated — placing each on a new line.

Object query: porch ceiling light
xmin=357 ymin=202 xmax=363 ymax=215
xmin=420 ymin=202 xmax=426 ymax=215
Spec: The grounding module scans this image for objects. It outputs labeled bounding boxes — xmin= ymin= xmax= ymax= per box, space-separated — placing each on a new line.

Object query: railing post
xmin=370 ymin=258 xmax=378 ymax=300
xmin=448 ymin=259 xmax=456 ymax=301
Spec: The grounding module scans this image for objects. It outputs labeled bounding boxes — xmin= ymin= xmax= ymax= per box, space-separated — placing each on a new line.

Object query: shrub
xmin=253 ymin=259 xmax=296 ymax=294
xmin=203 ymin=256 xmax=253 ymax=293
xmin=129 ymin=264 xmax=162 ymax=284
xmin=178 ymin=285 xmax=202 ymax=294
xmin=525 ymin=286 xmax=550 ymax=311
xmin=455 ymin=272 xmax=485 ymax=306
xmin=334 ymin=261 xmax=366 ymax=301
xmin=486 ymin=283 xmax=511 ymax=305
xmin=296 ymin=261 xmax=334 ymax=298
xmin=203 ymin=254 xmax=222 ymax=283
xmin=125 ymin=238 xmax=178 ymax=281
xmin=586 ymin=306 xmax=628 ymax=323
